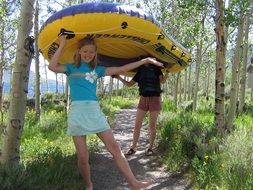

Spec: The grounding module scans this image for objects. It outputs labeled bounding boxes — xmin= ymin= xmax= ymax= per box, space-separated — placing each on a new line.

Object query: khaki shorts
xmin=137 ymin=96 xmax=161 ymax=111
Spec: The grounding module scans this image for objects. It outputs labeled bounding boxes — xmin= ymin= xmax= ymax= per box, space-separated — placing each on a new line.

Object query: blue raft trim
xmin=41 ymin=2 xmax=159 ymax=31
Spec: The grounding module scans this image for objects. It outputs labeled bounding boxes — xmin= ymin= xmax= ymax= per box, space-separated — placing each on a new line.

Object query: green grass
xmin=0 ymin=95 xmax=136 ymax=189
xmin=0 ymin=151 xmax=83 ymax=190
xmin=220 ymin=114 xmax=253 ymax=190
xmin=157 ymin=97 xmax=253 ymax=189
xmin=1 ymin=94 xmax=253 ymax=189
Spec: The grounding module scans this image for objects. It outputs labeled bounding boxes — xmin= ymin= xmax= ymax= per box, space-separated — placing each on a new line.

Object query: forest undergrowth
xmin=158 ymin=97 xmax=253 ymax=190
xmin=0 ymin=92 xmax=253 ymax=190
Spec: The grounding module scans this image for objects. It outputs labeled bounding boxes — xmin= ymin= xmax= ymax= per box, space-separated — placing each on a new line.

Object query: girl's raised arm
xmin=48 ymin=35 xmax=67 ymax=73
xmin=105 ymin=57 xmax=163 ymax=76
xmin=114 ymin=75 xmax=136 ymax=87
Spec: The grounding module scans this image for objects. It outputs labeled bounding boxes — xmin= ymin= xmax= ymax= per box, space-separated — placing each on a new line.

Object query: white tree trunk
xmin=65 ymin=79 xmax=69 ymax=112
xmin=193 ymin=42 xmax=202 ymax=111
xmin=187 ymin=66 xmax=192 ymax=101
xmin=238 ymin=2 xmax=252 ymax=113
xmin=43 ymin=58 xmax=49 ymax=92
xmin=178 ymin=73 xmax=182 ymax=105
xmin=108 ymin=77 xmax=113 ymax=102
xmin=184 ymin=69 xmax=187 ymax=101
xmin=193 ymin=16 xmax=204 ymax=111
xmin=251 ymin=89 xmax=253 ymax=101
xmin=214 ymin=0 xmax=226 ymax=136
xmin=206 ymin=62 xmax=211 ymax=100
xmin=34 ymin=0 xmax=40 ymax=118
xmin=55 ymin=73 xmax=58 ymax=94
xmin=173 ymin=73 xmax=180 ymax=109
xmin=97 ymin=77 xmax=104 ymax=95
xmin=1 ymin=0 xmax=35 ymax=164
xmin=226 ymin=13 xmax=244 ymax=129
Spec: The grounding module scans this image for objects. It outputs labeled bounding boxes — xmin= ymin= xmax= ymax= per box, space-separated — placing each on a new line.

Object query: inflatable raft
xmin=38 ymin=2 xmax=191 ymax=75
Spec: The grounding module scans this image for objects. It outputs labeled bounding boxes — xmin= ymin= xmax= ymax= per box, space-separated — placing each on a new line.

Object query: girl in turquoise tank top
xmin=48 ymin=34 xmax=163 ymax=190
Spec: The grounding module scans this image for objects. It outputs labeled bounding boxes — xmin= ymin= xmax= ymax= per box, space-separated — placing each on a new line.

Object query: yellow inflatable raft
xmin=38 ymin=2 xmax=191 ymax=75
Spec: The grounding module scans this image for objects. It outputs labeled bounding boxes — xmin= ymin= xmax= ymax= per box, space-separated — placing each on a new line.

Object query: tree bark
xmin=178 ymin=73 xmax=182 ymax=105
xmin=173 ymin=73 xmax=179 ymax=109
xmin=34 ymin=0 xmax=40 ymax=119
xmin=214 ymin=0 xmax=226 ymax=136
xmin=0 ymin=0 xmax=9 ymax=122
xmin=1 ymin=0 xmax=35 ymax=164
xmin=193 ymin=15 xmax=205 ymax=111
xmin=193 ymin=42 xmax=202 ymax=110
xmin=0 ymin=6 xmax=5 ymax=148
xmin=97 ymin=77 xmax=104 ymax=95
xmin=184 ymin=69 xmax=187 ymax=101
xmin=206 ymin=62 xmax=211 ymax=100
xmin=108 ymin=76 xmax=113 ymax=102
xmin=238 ymin=2 xmax=252 ymax=113
xmin=226 ymin=12 xmax=244 ymax=129
xmin=43 ymin=58 xmax=49 ymax=92
xmin=187 ymin=65 xmax=192 ymax=101
xmin=65 ymin=79 xmax=69 ymax=112
xmin=55 ymin=73 xmax=58 ymax=94
xmin=251 ymin=89 xmax=253 ymax=102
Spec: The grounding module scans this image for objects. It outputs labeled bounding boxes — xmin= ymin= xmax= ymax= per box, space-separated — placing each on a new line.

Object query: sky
xmin=31 ymin=1 xmax=66 ymax=80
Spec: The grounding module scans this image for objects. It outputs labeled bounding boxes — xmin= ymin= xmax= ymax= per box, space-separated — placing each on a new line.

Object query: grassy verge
xmin=2 ymin=93 xmax=252 ymax=189
xmin=0 ymin=94 xmax=136 ymax=189
xmin=157 ymin=98 xmax=253 ymax=189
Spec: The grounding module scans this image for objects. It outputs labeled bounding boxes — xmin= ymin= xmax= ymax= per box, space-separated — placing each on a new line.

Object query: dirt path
xmin=90 ymin=108 xmax=191 ymax=190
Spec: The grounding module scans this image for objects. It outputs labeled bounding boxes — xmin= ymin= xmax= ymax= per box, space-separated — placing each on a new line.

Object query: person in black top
xmin=114 ymin=64 xmax=169 ymax=156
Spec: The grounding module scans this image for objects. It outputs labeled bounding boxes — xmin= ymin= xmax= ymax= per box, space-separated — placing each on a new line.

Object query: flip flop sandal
xmin=125 ymin=148 xmax=136 ymax=156
xmin=145 ymin=149 xmax=154 ymax=156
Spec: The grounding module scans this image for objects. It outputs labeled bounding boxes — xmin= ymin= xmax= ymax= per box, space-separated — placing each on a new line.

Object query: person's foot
xmin=125 ymin=148 xmax=136 ymax=156
xmin=85 ymin=182 xmax=93 ymax=190
xmin=85 ymin=186 xmax=93 ymax=190
xmin=131 ymin=179 xmax=153 ymax=190
xmin=145 ymin=149 xmax=154 ymax=156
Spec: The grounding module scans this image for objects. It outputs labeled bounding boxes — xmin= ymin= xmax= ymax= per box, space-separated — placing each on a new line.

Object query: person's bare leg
xmin=73 ymin=136 xmax=93 ymax=190
xmin=97 ymin=129 xmax=153 ymax=190
xmin=131 ymin=109 xmax=146 ymax=150
xmin=148 ymin=111 xmax=160 ymax=150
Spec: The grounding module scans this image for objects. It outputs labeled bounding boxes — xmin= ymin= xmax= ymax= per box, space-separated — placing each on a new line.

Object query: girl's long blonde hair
xmin=73 ymin=37 xmax=97 ymax=69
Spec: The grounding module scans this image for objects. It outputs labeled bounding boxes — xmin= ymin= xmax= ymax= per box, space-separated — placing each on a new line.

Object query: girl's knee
xmin=109 ymin=143 xmax=123 ymax=158
xmin=149 ymin=126 xmax=156 ymax=133
xmin=134 ymin=124 xmax=142 ymax=131
xmin=77 ymin=152 xmax=89 ymax=164
xmin=78 ymin=156 xmax=89 ymax=166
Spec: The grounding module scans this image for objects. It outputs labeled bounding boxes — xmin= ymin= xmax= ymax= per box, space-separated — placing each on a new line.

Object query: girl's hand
xmin=58 ymin=35 xmax=67 ymax=47
xmin=142 ymin=57 xmax=164 ymax=67
xmin=112 ymin=75 xmax=119 ymax=79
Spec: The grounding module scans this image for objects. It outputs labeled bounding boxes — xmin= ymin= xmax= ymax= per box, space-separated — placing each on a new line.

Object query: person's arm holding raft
xmin=160 ymin=69 xmax=169 ymax=84
xmin=105 ymin=58 xmax=164 ymax=76
xmin=48 ymin=35 xmax=67 ymax=73
xmin=113 ymin=75 xmax=136 ymax=87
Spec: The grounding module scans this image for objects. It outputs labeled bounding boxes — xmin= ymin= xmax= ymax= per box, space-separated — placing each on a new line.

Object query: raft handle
xmin=157 ymin=32 xmax=165 ymax=40
xmin=58 ymin=28 xmax=75 ymax=39
xmin=121 ymin=22 xmax=128 ymax=29
xmin=171 ymin=45 xmax=177 ymax=51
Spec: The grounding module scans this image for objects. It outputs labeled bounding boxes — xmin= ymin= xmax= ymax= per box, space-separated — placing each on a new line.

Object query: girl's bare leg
xmin=73 ymin=136 xmax=93 ymax=190
xmin=148 ymin=111 xmax=160 ymax=150
xmin=97 ymin=129 xmax=153 ymax=190
xmin=131 ymin=109 xmax=146 ymax=150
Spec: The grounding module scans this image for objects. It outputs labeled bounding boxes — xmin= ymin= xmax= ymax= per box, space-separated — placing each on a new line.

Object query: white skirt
xmin=67 ymin=101 xmax=110 ymax=136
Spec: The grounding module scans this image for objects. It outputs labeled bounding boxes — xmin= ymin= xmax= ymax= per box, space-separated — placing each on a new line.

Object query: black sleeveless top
xmin=133 ymin=65 xmax=163 ymax=97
